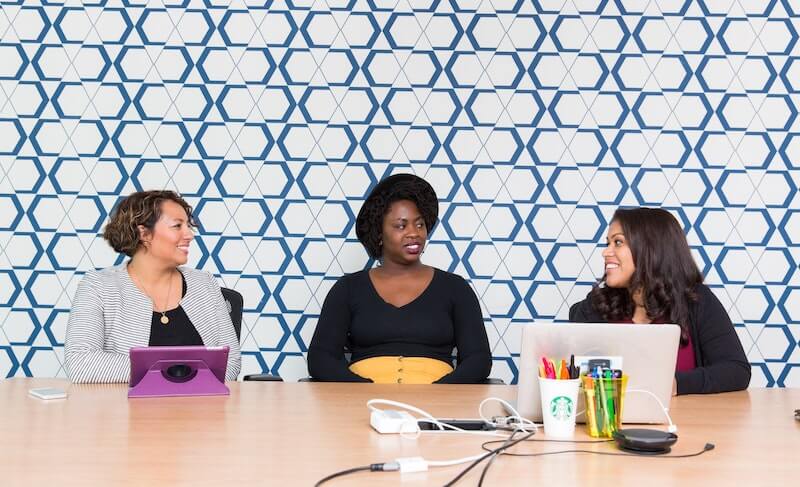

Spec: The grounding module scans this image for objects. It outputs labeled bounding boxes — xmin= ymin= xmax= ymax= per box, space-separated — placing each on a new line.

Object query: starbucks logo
xmin=549 ymin=395 xmax=574 ymax=420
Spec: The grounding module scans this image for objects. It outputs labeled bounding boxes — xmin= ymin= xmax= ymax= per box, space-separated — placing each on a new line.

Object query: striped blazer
xmin=65 ymin=264 xmax=241 ymax=383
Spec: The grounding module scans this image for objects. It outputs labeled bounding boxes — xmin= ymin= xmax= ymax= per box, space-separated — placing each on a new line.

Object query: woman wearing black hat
xmin=307 ymin=174 xmax=492 ymax=383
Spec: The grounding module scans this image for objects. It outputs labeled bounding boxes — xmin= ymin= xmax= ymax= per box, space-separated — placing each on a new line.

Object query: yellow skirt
xmin=349 ymin=356 xmax=454 ymax=384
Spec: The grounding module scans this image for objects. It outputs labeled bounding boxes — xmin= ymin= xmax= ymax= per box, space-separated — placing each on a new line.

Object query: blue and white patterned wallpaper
xmin=0 ymin=0 xmax=798 ymax=386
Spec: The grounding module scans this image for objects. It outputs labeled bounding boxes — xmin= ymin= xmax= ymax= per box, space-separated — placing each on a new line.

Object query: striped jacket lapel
xmin=115 ymin=265 xmax=152 ymax=349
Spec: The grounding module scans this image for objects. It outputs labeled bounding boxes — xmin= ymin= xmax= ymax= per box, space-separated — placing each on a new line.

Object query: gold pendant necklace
xmin=129 ymin=266 xmax=174 ymax=326
xmin=160 ymin=271 xmax=173 ymax=325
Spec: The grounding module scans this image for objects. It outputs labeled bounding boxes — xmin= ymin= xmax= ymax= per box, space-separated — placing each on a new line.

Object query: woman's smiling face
xmin=601 ymin=220 xmax=635 ymax=288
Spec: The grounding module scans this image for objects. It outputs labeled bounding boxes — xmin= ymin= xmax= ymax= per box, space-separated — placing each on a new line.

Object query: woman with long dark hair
xmin=569 ymin=207 xmax=750 ymax=395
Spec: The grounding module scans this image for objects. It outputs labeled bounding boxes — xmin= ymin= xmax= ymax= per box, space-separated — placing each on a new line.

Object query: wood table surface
xmin=1 ymin=378 xmax=798 ymax=486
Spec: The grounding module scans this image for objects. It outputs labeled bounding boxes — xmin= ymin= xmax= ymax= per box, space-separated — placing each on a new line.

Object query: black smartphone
xmin=587 ymin=359 xmax=612 ymax=371
xmin=417 ymin=419 xmax=495 ymax=431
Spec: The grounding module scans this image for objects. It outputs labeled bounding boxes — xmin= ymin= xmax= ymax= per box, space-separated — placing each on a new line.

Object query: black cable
xmin=477 ymin=437 xmax=615 ymax=486
xmin=471 ymin=437 xmax=713 ymax=485
xmin=314 ymin=463 xmax=387 ymax=486
xmin=477 ymin=430 xmax=519 ymax=487
xmin=483 ymin=443 xmax=714 ymax=459
xmin=481 ymin=438 xmax=715 ymax=458
xmin=441 ymin=431 xmax=536 ymax=487
xmin=481 ymin=437 xmax=614 ymax=452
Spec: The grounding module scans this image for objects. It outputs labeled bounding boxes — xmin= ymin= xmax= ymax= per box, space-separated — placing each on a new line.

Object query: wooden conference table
xmin=1 ymin=378 xmax=797 ymax=486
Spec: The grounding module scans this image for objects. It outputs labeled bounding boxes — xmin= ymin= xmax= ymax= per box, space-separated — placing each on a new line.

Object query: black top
xmin=148 ymin=275 xmax=203 ymax=347
xmin=569 ymin=284 xmax=751 ymax=395
xmin=307 ymin=268 xmax=492 ymax=383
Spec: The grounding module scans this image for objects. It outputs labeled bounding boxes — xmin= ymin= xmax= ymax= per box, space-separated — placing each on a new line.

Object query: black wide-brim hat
xmin=355 ymin=173 xmax=439 ymax=245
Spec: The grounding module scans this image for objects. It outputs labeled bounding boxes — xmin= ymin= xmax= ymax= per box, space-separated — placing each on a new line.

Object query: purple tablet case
xmin=128 ymin=346 xmax=230 ymax=398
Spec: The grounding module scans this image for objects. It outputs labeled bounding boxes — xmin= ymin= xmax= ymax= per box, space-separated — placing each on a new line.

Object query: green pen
xmin=597 ymin=375 xmax=608 ymax=435
xmin=604 ymin=370 xmax=616 ymax=431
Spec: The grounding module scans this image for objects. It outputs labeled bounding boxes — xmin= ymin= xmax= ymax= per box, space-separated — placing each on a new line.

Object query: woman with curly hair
xmin=65 ymin=190 xmax=240 ymax=383
xmin=569 ymin=207 xmax=750 ymax=395
xmin=307 ymin=174 xmax=491 ymax=383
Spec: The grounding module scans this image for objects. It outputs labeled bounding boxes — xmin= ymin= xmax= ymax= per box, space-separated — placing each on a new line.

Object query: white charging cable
xmin=478 ymin=397 xmax=539 ymax=433
xmin=367 ymin=398 xmax=511 ymax=438
xmin=626 ymin=389 xmax=678 ymax=433
xmin=364 ymin=398 xmax=529 ymax=473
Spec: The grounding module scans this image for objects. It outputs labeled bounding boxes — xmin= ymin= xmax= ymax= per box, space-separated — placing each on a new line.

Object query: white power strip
xmin=370 ymin=409 xmax=419 ymax=434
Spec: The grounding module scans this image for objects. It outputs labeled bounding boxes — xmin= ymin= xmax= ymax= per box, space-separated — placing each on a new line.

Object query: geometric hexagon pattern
xmin=0 ymin=1 xmax=798 ymax=387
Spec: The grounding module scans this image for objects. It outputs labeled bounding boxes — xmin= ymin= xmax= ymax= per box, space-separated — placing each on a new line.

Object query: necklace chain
xmin=129 ymin=267 xmax=174 ymax=325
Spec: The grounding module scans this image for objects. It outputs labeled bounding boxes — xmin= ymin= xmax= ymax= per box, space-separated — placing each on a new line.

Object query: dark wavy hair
xmin=103 ymin=190 xmax=196 ymax=257
xmin=355 ymin=174 xmax=439 ymax=259
xmin=589 ymin=208 xmax=703 ymax=344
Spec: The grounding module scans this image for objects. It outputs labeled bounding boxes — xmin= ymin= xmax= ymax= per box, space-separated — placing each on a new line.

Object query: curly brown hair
xmin=355 ymin=174 xmax=439 ymax=259
xmin=103 ymin=190 xmax=196 ymax=257
xmin=588 ymin=207 xmax=703 ymax=344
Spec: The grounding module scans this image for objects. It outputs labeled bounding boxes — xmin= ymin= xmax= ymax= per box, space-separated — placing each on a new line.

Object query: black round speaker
xmin=612 ymin=428 xmax=678 ymax=455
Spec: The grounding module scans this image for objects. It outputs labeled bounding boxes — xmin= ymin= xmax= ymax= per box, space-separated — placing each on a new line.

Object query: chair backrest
xmin=220 ymin=287 xmax=243 ymax=341
xmin=222 ymin=287 xmax=285 ymax=382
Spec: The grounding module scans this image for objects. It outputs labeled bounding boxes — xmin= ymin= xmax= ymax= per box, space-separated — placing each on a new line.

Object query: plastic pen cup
xmin=538 ymin=376 xmax=581 ymax=438
xmin=581 ymin=375 xmax=628 ymax=438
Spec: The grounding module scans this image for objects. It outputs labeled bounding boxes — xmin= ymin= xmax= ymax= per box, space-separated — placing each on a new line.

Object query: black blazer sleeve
xmin=307 ymin=277 xmax=371 ymax=382
xmin=569 ymin=297 xmax=604 ymax=323
xmin=435 ymin=276 xmax=491 ymax=384
xmin=676 ymin=285 xmax=751 ymax=395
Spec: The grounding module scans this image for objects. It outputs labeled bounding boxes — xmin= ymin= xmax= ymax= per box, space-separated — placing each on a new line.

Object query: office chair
xmin=220 ymin=287 xmax=282 ymax=382
xmin=220 ymin=287 xmax=243 ymax=341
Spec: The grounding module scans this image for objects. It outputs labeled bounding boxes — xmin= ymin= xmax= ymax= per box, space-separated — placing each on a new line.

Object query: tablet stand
xmin=129 ymin=359 xmax=230 ymax=398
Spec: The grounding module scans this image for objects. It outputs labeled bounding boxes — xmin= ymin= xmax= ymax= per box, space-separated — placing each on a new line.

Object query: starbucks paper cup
xmin=539 ymin=376 xmax=580 ymax=438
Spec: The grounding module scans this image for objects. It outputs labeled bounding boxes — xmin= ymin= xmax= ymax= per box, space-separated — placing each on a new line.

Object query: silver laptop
xmin=513 ymin=322 xmax=680 ymax=424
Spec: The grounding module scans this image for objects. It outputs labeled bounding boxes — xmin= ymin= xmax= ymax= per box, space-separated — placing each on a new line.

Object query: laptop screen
xmin=513 ymin=323 xmax=680 ymax=424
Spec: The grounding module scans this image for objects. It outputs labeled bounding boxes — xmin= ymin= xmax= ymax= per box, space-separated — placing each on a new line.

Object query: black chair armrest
xmin=243 ymin=374 xmax=283 ymax=382
xmin=297 ymin=377 xmax=315 ymax=382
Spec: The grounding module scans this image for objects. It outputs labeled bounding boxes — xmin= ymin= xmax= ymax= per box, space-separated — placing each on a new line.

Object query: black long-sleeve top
xmin=307 ymin=268 xmax=492 ymax=383
xmin=148 ymin=274 xmax=204 ymax=347
xmin=569 ymin=283 xmax=751 ymax=395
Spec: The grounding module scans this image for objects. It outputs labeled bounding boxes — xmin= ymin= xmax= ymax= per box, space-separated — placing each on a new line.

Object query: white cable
xmin=367 ymin=398 xmax=510 ymax=438
xmin=477 ymin=397 xmax=539 ymax=434
xmin=365 ymin=398 xmax=539 ymax=472
xmin=425 ymin=453 xmax=487 ymax=467
xmin=626 ymin=389 xmax=678 ymax=433
xmin=425 ymin=403 xmax=538 ymax=468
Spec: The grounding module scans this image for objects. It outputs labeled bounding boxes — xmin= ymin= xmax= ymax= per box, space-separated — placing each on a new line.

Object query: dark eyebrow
xmin=606 ymin=232 xmax=625 ymax=241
